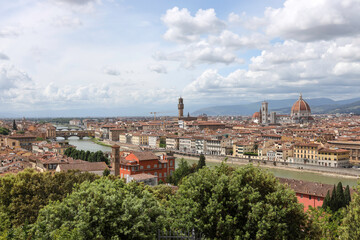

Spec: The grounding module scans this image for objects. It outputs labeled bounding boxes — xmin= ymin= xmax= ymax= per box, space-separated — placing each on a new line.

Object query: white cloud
xmin=148 ymin=64 xmax=167 ymax=74
xmin=103 ymin=66 xmax=121 ymax=76
xmin=162 ymin=7 xmax=226 ymax=43
xmin=0 ymin=53 xmax=9 ymax=60
xmin=264 ymin=0 xmax=360 ymax=42
xmin=0 ymin=64 xmax=32 ymax=91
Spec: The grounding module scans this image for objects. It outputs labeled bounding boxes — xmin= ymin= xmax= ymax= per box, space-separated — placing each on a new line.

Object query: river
xmin=65 ymin=138 xmax=359 ymax=187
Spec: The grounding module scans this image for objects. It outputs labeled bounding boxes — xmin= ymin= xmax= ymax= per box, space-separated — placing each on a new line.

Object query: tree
xmin=344 ymin=185 xmax=351 ymax=206
xmin=196 ymin=154 xmax=206 ymax=170
xmin=322 ymin=190 xmax=331 ymax=210
xmin=0 ymin=169 xmax=98 ymax=234
xmin=30 ymin=179 xmax=166 ymax=240
xmin=336 ymin=182 xmax=345 ymax=209
xmin=340 ymin=186 xmax=360 ymax=239
xmin=12 ymin=120 xmax=17 ymax=131
xmin=102 ymin=168 xmax=110 ymax=176
xmin=0 ymin=127 xmax=10 ymax=135
xmin=330 ymin=185 xmax=337 ymax=212
xmin=307 ymin=206 xmax=346 ymax=239
xmin=168 ymin=158 xmax=193 ymax=186
xmin=168 ymin=164 xmax=309 ymax=239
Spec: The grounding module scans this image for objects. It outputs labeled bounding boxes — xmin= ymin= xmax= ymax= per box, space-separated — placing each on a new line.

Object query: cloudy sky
xmin=1 ymin=0 xmax=360 ymax=117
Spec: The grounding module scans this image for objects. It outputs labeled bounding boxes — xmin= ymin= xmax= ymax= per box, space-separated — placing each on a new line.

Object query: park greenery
xmin=0 ymin=159 xmax=360 ymax=239
xmin=64 ymin=147 xmax=109 ymax=165
xmin=0 ymin=127 xmax=10 ymax=135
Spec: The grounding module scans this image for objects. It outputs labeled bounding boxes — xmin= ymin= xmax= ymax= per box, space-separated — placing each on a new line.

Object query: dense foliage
xmin=322 ymin=182 xmax=351 ymax=212
xmin=0 ymin=169 xmax=98 ymax=234
xmin=31 ymin=178 xmax=166 ymax=240
xmin=168 ymin=164 xmax=309 ymax=239
xmin=167 ymin=158 xmax=196 ymax=185
xmin=64 ymin=147 xmax=109 ymax=165
xmin=0 ymin=162 xmax=359 ymax=239
xmin=0 ymin=127 xmax=10 ymax=135
xmin=196 ymin=154 xmax=206 ymax=170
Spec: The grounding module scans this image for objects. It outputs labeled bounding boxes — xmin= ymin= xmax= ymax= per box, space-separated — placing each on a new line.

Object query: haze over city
xmin=1 ymin=0 xmax=360 ymax=117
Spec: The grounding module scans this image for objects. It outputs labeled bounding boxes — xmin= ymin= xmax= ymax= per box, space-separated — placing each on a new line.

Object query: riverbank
xmin=90 ymin=138 xmax=112 ymax=147
xmin=174 ymin=154 xmax=359 ymax=180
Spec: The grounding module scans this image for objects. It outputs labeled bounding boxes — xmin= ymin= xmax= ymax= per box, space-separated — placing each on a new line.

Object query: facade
xmin=195 ymin=137 xmax=205 ymax=154
xmin=118 ymin=152 xmax=175 ymax=182
xmin=328 ymin=141 xmax=360 ymax=165
xmin=179 ymin=137 xmax=193 ymax=153
xmin=7 ymin=135 xmax=36 ymax=151
xmin=166 ymin=136 xmax=179 ymax=150
xmin=270 ymin=112 xmax=277 ymax=124
xmin=205 ymin=137 xmax=222 ymax=155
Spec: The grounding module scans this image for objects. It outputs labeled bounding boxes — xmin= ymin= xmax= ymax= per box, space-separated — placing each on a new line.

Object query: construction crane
xmin=150 ymin=112 xmax=171 ymax=120
xmin=150 ymin=112 xmax=161 ymax=120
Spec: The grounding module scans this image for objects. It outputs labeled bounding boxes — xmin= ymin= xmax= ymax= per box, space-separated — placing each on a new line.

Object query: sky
xmin=1 ymin=0 xmax=360 ymax=117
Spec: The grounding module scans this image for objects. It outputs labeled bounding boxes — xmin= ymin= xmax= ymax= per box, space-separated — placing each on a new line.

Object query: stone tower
xmin=261 ymin=101 xmax=268 ymax=124
xmin=112 ymin=144 xmax=120 ymax=176
xmin=178 ymin=97 xmax=184 ymax=118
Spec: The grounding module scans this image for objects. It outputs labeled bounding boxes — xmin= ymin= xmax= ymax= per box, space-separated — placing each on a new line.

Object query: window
xmin=159 ymin=173 xmax=162 ymax=177
xmin=140 ymin=166 xmax=143 ymax=170
xmin=154 ymin=172 xmax=157 ymax=176
xmin=309 ymin=196 xmax=312 ymax=200
xmin=147 ymin=165 xmax=150 ymax=169
xmin=159 ymin=163 xmax=162 ymax=168
xmin=164 ymin=173 xmax=167 ymax=177
xmin=154 ymin=164 xmax=157 ymax=168
xmin=300 ymin=194 xmax=303 ymax=198
xmin=170 ymin=160 xmax=173 ymax=166
xmin=317 ymin=197 xmax=320 ymax=201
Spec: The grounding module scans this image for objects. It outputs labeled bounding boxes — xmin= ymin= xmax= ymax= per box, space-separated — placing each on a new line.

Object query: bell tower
xmin=178 ymin=97 xmax=184 ymax=118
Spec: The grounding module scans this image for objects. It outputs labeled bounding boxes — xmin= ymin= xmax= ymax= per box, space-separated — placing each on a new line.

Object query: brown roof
xmin=278 ymin=178 xmax=354 ymax=197
xmin=58 ymin=162 xmax=108 ymax=172
xmin=128 ymin=151 xmax=158 ymax=161
xmin=129 ymin=173 xmax=158 ymax=181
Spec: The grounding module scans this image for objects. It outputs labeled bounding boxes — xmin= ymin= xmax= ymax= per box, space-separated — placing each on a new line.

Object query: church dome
xmin=252 ymin=112 xmax=260 ymax=119
xmin=291 ymin=94 xmax=311 ymax=114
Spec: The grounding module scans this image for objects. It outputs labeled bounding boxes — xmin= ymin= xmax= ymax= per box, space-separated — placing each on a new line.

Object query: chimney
xmin=112 ymin=144 xmax=120 ymax=176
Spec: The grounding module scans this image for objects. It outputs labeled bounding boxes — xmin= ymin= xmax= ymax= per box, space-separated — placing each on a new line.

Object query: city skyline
xmin=1 ymin=0 xmax=360 ymax=116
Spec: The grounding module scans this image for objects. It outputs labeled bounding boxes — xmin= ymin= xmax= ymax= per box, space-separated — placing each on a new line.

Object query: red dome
xmin=291 ymin=94 xmax=311 ymax=113
xmin=252 ymin=112 xmax=260 ymax=119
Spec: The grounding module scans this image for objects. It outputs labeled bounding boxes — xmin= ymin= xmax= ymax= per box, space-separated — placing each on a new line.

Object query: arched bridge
xmin=56 ymin=130 xmax=95 ymax=140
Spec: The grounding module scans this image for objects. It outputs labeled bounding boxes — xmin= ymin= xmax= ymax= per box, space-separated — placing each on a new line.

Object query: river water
xmin=66 ymin=138 xmax=359 ymax=187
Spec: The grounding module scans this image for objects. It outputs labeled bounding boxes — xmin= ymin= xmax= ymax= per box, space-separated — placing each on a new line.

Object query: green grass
xmin=90 ymin=137 xmax=112 ymax=147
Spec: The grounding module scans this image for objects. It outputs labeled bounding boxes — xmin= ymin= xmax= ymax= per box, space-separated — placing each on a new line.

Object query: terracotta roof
xmin=58 ymin=162 xmax=108 ymax=172
xmin=129 ymin=173 xmax=157 ymax=181
xmin=278 ymin=178 xmax=354 ymax=197
xmin=127 ymin=151 xmax=158 ymax=161
xmin=291 ymin=94 xmax=311 ymax=114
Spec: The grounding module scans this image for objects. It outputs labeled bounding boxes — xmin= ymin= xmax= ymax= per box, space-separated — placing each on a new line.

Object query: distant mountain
xmin=192 ymin=97 xmax=360 ymax=116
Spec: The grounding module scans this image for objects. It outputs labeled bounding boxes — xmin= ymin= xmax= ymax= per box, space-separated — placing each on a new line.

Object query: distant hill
xmin=192 ymin=97 xmax=360 ymax=116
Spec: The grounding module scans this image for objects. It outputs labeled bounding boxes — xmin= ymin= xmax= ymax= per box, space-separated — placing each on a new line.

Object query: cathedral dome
xmin=291 ymin=94 xmax=311 ymax=115
xmin=252 ymin=112 xmax=260 ymax=119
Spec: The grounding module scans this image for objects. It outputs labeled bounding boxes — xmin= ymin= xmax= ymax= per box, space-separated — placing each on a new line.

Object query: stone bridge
xmin=56 ymin=130 xmax=95 ymax=140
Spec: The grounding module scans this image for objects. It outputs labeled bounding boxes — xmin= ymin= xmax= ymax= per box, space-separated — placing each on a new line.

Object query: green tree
xmin=340 ymin=186 xmax=360 ymax=239
xmin=336 ymin=182 xmax=345 ymax=209
xmin=307 ymin=206 xmax=345 ymax=240
xmin=0 ymin=169 xmax=98 ymax=234
xmin=168 ymin=159 xmax=194 ymax=185
xmin=344 ymin=185 xmax=351 ymax=206
xmin=31 ymin=179 xmax=166 ymax=240
xmin=322 ymin=190 xmax=331 ymax=210
xmin=196 ymin=154 xmax=206 ymax=171
xmin=102 ymin=168 xmax=110 ymax=176
xmin=168 ymin=164 xmax=309 ymax=239
xmin=330 ymin=185 xmax=337 ymax=212
xmin=0 ymin=127 xmax=10 ymax=135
